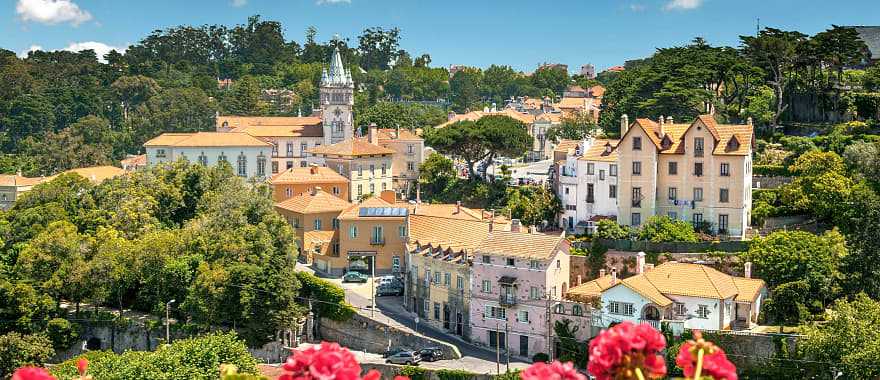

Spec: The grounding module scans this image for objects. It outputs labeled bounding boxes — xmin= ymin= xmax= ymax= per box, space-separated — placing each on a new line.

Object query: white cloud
xmin=664 ymin=0 xmax=703 ymax=10
xmin=62 ymin=41 xmax=125 ymax=63
xmin=17 ymin=45 xmax=43 ymax=58
xmin=15 ymin=0 xmax=92 ymax=26
xmin=231 ymin=0 xmax=247 ymax=7
xmin=629 ymin=3 xmax=646 ymax=11
xmin=316 ymin=0 xmax=351 ymax=5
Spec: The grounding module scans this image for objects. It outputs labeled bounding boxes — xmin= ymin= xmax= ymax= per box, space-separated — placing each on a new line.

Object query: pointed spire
xmin=321 ymin=45 xmax=354 ymax=88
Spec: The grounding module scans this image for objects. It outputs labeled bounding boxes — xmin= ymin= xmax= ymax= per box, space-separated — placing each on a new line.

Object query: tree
xmin=0 ymin=280 xmax=55 ymax=335
xmin=761 ymin=280 xmax=811 ymax=325
xmin=222 ymin=76 xmax=267 ymax=115
xmin=354 ymin=101 xmax=447 ymax=131
xmin=595 ymin=219 xmax=629 ymax=240
xmin=0 ymin=332 xmax=54 ymax=376
xmin=554 ymin=319 xmax=587 ymax=368
xmin=449 ymin=67 xmax=482 ymax=113
xmin=414 ymin=54 xmax=431 ymax=68
xmin=15 ymin=221 xmax=93 ymax=311
xmin=418 ymin=153 xmax=456 ymax=200
xmin=357 ymin=27 xmax=401 ymax=71
xmin=637 ymin=215 xmax=698 ymax=243
xmin=812 ymin=25 xmax=868 ymax=82
xmin=426 ymin=115 xmax=531 ymax=180
xmin=531 ymin=66 xmax=570 ymax=96
xmin=546 ymin=112 xmax=599 ymax=142
xmin=504 ymin=185 xmax=561 ymax=227
xmin=843 ymin=141 xmax=880 ymax=186
xmin=20 ymin=115 xmax=120 ymax=174
xmin=111 ymin=75 xmax=160 ymax=121
xmin=799 ymin=294 xmax=880 ymax=379
xmin=741 ymin=28 xmax=808 ymax=126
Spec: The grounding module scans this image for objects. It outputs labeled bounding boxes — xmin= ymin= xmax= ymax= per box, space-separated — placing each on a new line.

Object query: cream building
xmin=557 ymin=138 xmax=619 ymax=234
xmin=144 ymin=132 xmax=273 ymax=180
xmin=616 ymin=114 xmax=754 ymax=238
xmin=274 ymin=188 xmax=351 ymax=266
xmin=375 ymin=127 xmax=424 ymax=196
xmin=0 ymin=174 xmax=47 ymax=210
xmin=308 ymin=128 xmax=395 ymax=202
xmin=217 ymin=116 xmax=325 ymax=173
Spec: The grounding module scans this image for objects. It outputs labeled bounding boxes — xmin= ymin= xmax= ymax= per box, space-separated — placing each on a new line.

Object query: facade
xmin=0 ymin=174 xmax=47 ymax=210
xmin=616 ymin=115 xmax=754 ymax=238
xmin=308 ymin=129 xmax=395 ymax=202
xmin=320 ymin=47 xmax=356 ymax=146
xmin=269 ymin=165 xmax=350 ymax=202
xmin=469 ymin=227 xmax=571 ymax=359
xmin=333 ymin=196 xmax=409 ymax=276
xmin=376 ymin=127 xmax=424 ymax=196
xmin=217 ymin=116 xmax=325 ymax=173
xmin=557 ymin=138 xmax=619 ymax=234
xmin=580 ymin=64 xmax=596 ymax=79
xmin=120 ymin=154 xmax=147 ymax=171
xmin=274 ymin=188 xmax=351 ymax=265
xmin=567 ymin=258 xmax=766 ymax=331
xmin=144 ymin=132 xmax=272 ymax=180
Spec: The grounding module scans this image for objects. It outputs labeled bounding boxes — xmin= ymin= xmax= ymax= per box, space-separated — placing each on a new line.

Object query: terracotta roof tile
xmin=217 ymin=116 xmax=322 ymax=130
xmin=577 ymin=139 xmax=619 ymax=162
xmin=408 ymin=214 xmax=496 ymax=253
xmin=436 ymin=109 xmax=536 ymax=128
xmin=556 ymin=97 xmax=588 ymax=110
xmin=231 ymin=124 xmax=324 ymax=138
xmin=567 ymin=275 xmax=614 ymax=299
xmin=120 ymin=154 xmax=147 ymax=167
xmin=624 ymin=115 xmax=753 ymax=156
xmin=303 ymin=230 xmax=339 ymax=257
xmin=475 ymin=231 xmax=567 ymax=260
xmin=621 ymin=274 xmax=673 ymax=307
xmin=275 ymin=189 xmax=351 ymax=214
xmin=376 ymin=128 xmax=423 ymax=142
xmin=733 ymin=277 xmax=766 ymax=302
xmin=269 ymin=166 xmax=349 ymax=185
xmin=64 ymin=166 xmax=126 ymax=183
xmin=554 ymin=139 xmax=581 ymax=154
xmin=307 ymin=138 xmax=395 ymax=157
xmin=144 ymin=132 xmax=272 ymax=147
xmin=337 ymin=196 xmax=402 ymax=220
xmin=0 ymin=174 xmax=48 ymax=187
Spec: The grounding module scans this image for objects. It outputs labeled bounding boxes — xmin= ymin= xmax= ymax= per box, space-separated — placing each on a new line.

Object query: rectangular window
xmin=271 ymin=161 xmax=279 ymax=174
xmin=358 ymin=165 xmax=363 ymax=176
xmin=381 ymin=163 xmax=387 ymax=175
xmin=434 ymin=303 xmax=440 ymax=320
xmin=674 ymin=303 xmax=687 ymax=316
xmin=349 ymin=225 xmax=358 ymax=238
xmin=482 ymin=280 xmax=491 ymax=293
xmin=609 ymin=184 xmax=617 ymax=199
xmin=237 ymin=155 xmax=247 ymax=177
xmin=300 ymin=143 xmax=308 ymax=154
xmin=424 ymin=300 xmax=430 ymax=318
xmin=370 ymin=164 xmax=375 ymax=175
xmin=693 ymin=213 xmax=704 ymax=226
xmin=632 ymin=161 xmax=642 ymax=176
xmin=720 ymin=163 xmax=730 ymax=176
xmin=456 ymin=276 xmax=464 ymax=290
xmin=408 ymin=145 xmax=415 ymax=154
xmin=633 ymin=137 xmax=642 ymax=150
xmin=517 ymin=310 xmax=529 ymax=323
xmin=482 ymin=255 xmax=491 ymax=264
xmin=287 ymin=161 xmax=294 ymax=169
xmin=668 ymin=187 xmax=677 ymax=201
xmin=313 ymin=219 xmax=322 ymax=230
xmin=337 ymin=164 xmax=344 ymax=175
xmin=632 ymin=187 xmax=642 ymax=207
xmin=719 ymin=214 xmax=729 ymax=233
xmin=392 ymin=256 xmax=400 ymax=271
xmin=506 ymin=258 xmax=515 ymax=267
xmin=156 ymin=149 xmax=166 ymax=158
xmin=357 ymin=184 xmax=363 ymax=196
xmin=369 ymin=183 xmax=375 ymax=194
xmin=720 ymin=188 xmax=729 ymax=203
xmin=609 ymin=301 xmax=635 ymax=316
xmin=433 ymin=271 xmax=441 ymax=285
xmin=444 ymin=272 xmax=451 ymax=287
xmin=631 ymin=212 xmax=641 ymax=226
xmin=530 ymin=286 xmax=540 ymax=300
xmin=287 ymin=143 xmax=294 ymax=156
xmin=333 ymin=186 xmax=340 ymax=195
xmin=586 ymin=184 xmax=595 ymax=203
xmin=694 ymin=162 xmax=703 ymax=177
xmin=399 ymin=225 xmax=407 ymax=237
xmin=300 ymin=161 xmax=308 ymax=168
xmin=485 ymin=305 xmax=506 ymax=320
xmin=599 ymin=169 xmax=605 ymax=180
xmin=694 ymin=137 xmax=704 ymax=157
xmin=332 ymin=218 xmax=340 ymax=229
xmin=371 ymin=226 xmax=384 ymax=244
xmin=668 ymin=161 xmax=678 ymax=175
xmin=272 ymin=143 xmax=279 ymax=157
xmin=697 ymin=305 xmax=710 ymax=318
xmin=610 ymin=164 xmax=618 ymax=176
xmin=587 ymin=163 xmax=595 ymax=175
xmin=407 ymin=162 xmax=415 ymax=171
xmin=529 ymin=260 xmax=539 ymax=270
xmin=693 ymin=187 xmax=703 ymax=201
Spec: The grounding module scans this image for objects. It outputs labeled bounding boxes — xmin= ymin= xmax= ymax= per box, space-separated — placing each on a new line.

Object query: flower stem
xmin=694 ymin=348 xmax=705 ymax=380
xmin=635 ymin=368 xmax=646 ymax=380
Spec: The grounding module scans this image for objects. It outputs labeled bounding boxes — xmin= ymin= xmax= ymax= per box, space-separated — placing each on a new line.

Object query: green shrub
xmin=0 ymin=332 xmax=54 ymax=376
xmin=398 ymin=365 xmax=428 ymax=380
xmin=637 ymin=216 xmax=698 ymax=243
xmin=45 ymin=317 xmax=80 ymax=350
xmin=595 ymin=219 xmax=629 ymax=240
xmin=295 ymin=271 xmax=355 ymax=321
xmin=437 ymin=368 xmax=477 ymax=380
xmin=531 ymin=352 xmax=549 ymax=363
xmin=493 ymin=370 xmax=522 ymax=380
xmin=753 ymin=164 xmax=792 ymax=176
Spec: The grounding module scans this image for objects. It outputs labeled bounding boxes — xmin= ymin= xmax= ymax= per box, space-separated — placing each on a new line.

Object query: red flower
xmin=587 ymin=322 xmax=667 ymax=380
xmin=77 ymin=358 xmax=88 ymax=376
xmin=11 ymin=367 xmax=55 ymax=380
xmin=675 ymin=331 xmax=737 ymax=380
xmin=280 ymin=342 xmax=408 ymax=380
xmin=521 ymin=361 xmax=586 ymax=380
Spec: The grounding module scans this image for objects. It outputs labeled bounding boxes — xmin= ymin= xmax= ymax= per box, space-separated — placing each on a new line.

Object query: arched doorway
xmin=642 ymin=305 xmax=661 ymax=321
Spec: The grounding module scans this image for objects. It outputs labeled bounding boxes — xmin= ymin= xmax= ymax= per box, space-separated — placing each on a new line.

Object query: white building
xmin=557 ymin=138 xmax=619 ymax=234
xmin=580 ymin=64 xmax=596 ymax=79
xmin=144 ymin=132 xmax=273 ymax=180
xmin=567 ymin=257 xmax=766 ymax=332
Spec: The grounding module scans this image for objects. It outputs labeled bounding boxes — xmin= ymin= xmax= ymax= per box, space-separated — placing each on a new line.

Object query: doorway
xmin=519 ymin=335 xmax=529 ymax=357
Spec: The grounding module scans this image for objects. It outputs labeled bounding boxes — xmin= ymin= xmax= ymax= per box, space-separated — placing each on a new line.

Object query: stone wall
xmin=702 ymin=332 xmax=799 ymax=370
xmin=319 ymin=313 xmax=462 ymax=359
xmin=360 ymin=363 xmax=494 ymax=380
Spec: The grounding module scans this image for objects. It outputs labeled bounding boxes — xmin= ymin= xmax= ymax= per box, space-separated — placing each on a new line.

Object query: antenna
xmin=756 ymin=17 xmax=760 ymax=36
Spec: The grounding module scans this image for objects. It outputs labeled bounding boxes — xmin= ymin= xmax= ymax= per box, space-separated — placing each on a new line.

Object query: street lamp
xmin=165 ymin=299 xmax=176 ymax=344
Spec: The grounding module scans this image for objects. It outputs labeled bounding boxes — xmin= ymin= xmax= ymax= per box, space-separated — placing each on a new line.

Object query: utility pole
xmin=496 ymin=322 xmax=501 ymax=376
xmin=371 ymin=255 xmax=376 ymax=318
xmin=505 ymin=322 xmax=510 ymax=373
xmin=546 ymin=292 xmax=553 ymax=361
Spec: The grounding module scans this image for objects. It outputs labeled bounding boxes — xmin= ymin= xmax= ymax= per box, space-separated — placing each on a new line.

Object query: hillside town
xmin=3 ymin=1 xmax=880 ymax=379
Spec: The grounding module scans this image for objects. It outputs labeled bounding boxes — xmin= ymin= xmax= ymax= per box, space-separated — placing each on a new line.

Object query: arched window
xmin=572 ymin=305 xmax=583 ymax=316
xmin=554 ymin=304 xmax=566 ymax=314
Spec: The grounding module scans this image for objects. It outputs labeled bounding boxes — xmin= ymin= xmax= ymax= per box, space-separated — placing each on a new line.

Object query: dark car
xmin=376 ymin=283 xmax=404 ymax=297
xmin=341 ymin=271 xmax=368 ymax=283
xmin=385 ymin=350 xmax=421 ymax=365
xmin=418 ymin=347 xmax=443 ymax=362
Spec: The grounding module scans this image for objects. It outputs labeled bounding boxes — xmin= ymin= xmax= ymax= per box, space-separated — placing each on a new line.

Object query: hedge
xmin=437 ymin=369 xmax=477 ymax=380
xmin=295 ymin=271 xmax=355 ymax=321
xmin=753 ymin=165 xmax=791 ymax=177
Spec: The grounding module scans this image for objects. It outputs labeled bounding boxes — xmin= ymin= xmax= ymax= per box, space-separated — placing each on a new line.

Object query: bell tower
xmin=320 ymin=47 xmax=355 ymax=145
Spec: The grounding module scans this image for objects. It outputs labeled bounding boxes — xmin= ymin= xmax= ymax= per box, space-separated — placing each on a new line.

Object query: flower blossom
xmin=280 ymin=341 xmax=385 ymax=380
xmin=675 ymin=331 xmax=737 ymax=380
xmin=521 ymin=360 xmax=586 ymax=380
xmin=11 ymin=367 xmax=55 ymax=380
xmin=587 ymin=322 xmax=667 ymax=380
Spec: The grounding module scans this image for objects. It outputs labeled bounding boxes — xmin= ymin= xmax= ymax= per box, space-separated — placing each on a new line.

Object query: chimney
xmin=599 ymin=268 xmax=606 ymax=278
xmin=510 ymin=219 xmax=522 ymax=233
xmin=577 ymin=275 xmax=582 ymax=286
xmin=637 ymin=251 xmax=646 ymax=274
xmin=488 ymin=210 xmax=495 ymax=232
xmin=395 ymin=124 xmax=401 ymax=139
xmin=416 ymin=182 xmax=422 ymax=203
xmin=610 ymin=268 xmax=618 ymax=286
xmin=310 ymin=164 xmax=319 ymax=175
xmin=667 ymin=116 xmax=674 ymax=125
xmin=455 ymin=201 xmax=461 ymax=214
xmin=604 ymin=142 xmax=612 ymax=154
xmin=368 ymin=123 xmax=379 ymax=145
xmin=620 ymin=114 xmax=629 ymax=136
xmin=491 ymin=102 xmax=497 ymax=112
xmin=659 ymin=115 xmax=665 ymax=125
xmin=312 ymin=186 xmax=321 ymax=196
xmin=529 ymin=226 xmax=537 ymax=234
xmin=658 ymin=118 xmax=664 ymax=137
xmin=744 ymin=262 xmax=752 ymax=278
xmin=747 ymin=117 xmax=754 ymax=126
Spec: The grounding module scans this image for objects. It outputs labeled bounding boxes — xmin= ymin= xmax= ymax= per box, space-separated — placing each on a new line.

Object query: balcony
xmin=370 ymin=238 xmax=386 ymax=246
xmin=499 ymin=293 xmax=517 ymax=306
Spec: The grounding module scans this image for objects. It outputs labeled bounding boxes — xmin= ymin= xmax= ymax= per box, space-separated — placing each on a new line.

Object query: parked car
xmin=418 ymin=347 xmax=443 ymax=362
xmin=377 ymin=275 xmax=398 ymax=286
xmin=342 ymin=271 xmax=368 ymax=283
xmin=382 ymin=348 xmax=406 ymax=358
xmin=385 ymin=350 xmax=421 ymax=365
xmin=376 ymin=283 xmax=404 ymax=296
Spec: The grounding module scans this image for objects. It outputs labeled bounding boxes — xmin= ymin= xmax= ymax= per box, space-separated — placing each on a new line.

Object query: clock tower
xmin=320 ymin=47 xmax=355 ymax=145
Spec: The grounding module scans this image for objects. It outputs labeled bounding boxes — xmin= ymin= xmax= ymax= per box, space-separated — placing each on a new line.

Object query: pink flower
xmin=280 ymin=342 xmax=408 ymax=380
xmin=77 ymin=358 xmax=89 ymax=376
xmin=587 ymin=322 xmax=667 ymax=380
xmin=11 ymin=367 xmax=55 ymax=380
xmin=675 ymin=331 xmax=737 ymax=380
xmin=521 ymin=361 xmax=586 ymax=380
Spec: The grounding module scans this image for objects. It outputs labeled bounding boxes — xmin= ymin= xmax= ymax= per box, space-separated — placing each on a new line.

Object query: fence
xmin=574 ymin=239 xmax=750 ymax=253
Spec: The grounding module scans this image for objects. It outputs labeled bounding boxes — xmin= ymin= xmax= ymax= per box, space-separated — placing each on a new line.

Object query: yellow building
xmin=375 ymin=127 xmax=424 ymax=196
xmin=308 ymin=132 xmax=395 ymax=203
xmin=616 ymin=115 xmax=754 ymax=238
xmin=274 ymin=187 xmax=351 ymax=265
xmin=269 ymin=165 xmax=350 ymax=202
xmin=331 ymin=196 xmax=408 ymax=276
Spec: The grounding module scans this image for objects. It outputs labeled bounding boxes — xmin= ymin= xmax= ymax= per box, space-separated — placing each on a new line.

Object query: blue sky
xmin=4 ymin=0 xmax=880 ymax=71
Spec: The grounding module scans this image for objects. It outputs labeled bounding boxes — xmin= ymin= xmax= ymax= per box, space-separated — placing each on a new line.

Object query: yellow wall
xmin=272 ymin=181 xmax=349 ymax=202
xmin=331 ymin=217 xmax=407 ymax=275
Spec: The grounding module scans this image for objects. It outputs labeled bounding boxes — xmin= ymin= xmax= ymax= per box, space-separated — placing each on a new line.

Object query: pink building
xmin=469 ymin=224 xmax=571 ymax=359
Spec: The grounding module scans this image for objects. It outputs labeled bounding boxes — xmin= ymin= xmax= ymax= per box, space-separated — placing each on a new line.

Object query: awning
xmin=498 ymin=276 xmax=517 ymax=285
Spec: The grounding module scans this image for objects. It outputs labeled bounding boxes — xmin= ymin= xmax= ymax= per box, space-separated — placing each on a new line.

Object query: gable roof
xmin=475 ymin=231 xmax=567 ymax=260
xmin=554 ymin=139 xmax=581 ymax=154
xmin=231 ymin=124 xmax=324 ymax=138
xmin=621 ymin=115 xmax=753 ymax=156
xmin=577 ymin=139 xmax=619 ymax=163
xmin=376 ymin=128 xmax=423 ymax=142
xmin=269 ymin=166 xmax=349 ymax=185
xmin=337 ymin=196 xmax=403 ymax=220
xmin=408 ymin=214 xmax=496 ymax=253
xmin=64 ymin=166 xmax=126 ymax=183
xmin=307 ymin=138 xmax=395 ymax=157
xmin=0 ymin=174 xmax=48 ymax=187
xmin=303 ymin=230 xmax=339 ymax=257
xmin=732 ymin=277 xmax=766 ymax=302
xmin=274 ymin=189 xmax=351 ymax=214
xmin=144 ymin=132 xmax=272 ymax=148
xmin=120 ymin=154 xmax=147 ymax=167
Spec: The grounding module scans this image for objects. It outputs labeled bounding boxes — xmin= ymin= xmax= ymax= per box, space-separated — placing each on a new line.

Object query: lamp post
xmin=371 ymin=255 xmax=376 ymax=318
xmin=165 ymin=299 xmax=176 ymax=344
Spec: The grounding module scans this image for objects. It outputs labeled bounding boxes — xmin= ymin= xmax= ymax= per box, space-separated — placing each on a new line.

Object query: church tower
xmin=320 ymin=47 xmax=355 ymax=145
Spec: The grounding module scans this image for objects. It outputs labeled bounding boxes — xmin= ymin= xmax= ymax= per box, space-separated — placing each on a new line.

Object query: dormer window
xmin=726 ymin=136 xmax=741 ymax=152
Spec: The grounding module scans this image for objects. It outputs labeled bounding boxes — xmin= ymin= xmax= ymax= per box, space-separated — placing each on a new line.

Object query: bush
xmin=45 ymin=317 xmax=80 ymax=350
xmin=637 ymin=216 xmax=698 ymax=243
xmin=532 ymin=352 xmax=549 ymax=363
xmin=295 ymin=271 xmax=355 ymax=321
xmin=493 ymin=370 xmax=522 ymax=380
xmin=51 ymin=332 xmax=257 ymax=380
xmin=0 ymin=332 xmax=54 ymax=376
xmin=398 ymin=365 xmax=428 ymax=380
xmin=753 ymin=164 xmax=791 ymax=176
xmin=437 ymin=369 xmax=477 ymax=380
xmin=595 ymin=219 xmax=629 ymax=240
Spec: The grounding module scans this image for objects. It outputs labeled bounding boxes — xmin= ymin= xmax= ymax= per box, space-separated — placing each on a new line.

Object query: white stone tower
xmin=320 ymin=47 xmax=355 ymax=145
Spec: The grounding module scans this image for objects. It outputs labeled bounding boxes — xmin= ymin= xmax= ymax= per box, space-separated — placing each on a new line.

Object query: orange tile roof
xmin=536 ymin=113 xmax=563 ymax=123
xmin=733 ymin=277 xmax=766 ymax=302
xmin=407 ymin=203 xmax=486 ymax=221
xmin=144 ymin=132 xmax=272 ymax=147
xmin=556 ymin=97 xmax=588 ymax=110
xmin=567 ymin=275 xmax=614 ymax=299
xmin=408 ymin=214 xmax=495 ymax=253
xmin=307 ymin=138 xmax=395 ymax=157
xmin=475 ymin=231 xmax=567 ymax=260
xmin=231 ymin=124 xmax=324 ymax=138
xmin=0 ymin=174 xmax=48 ymax=187
xmin=623 ymin=115 xmax=752 ymax=156
xmin=120 ymin=154 xmax=146 ymax=167
xmin=337 ymin=196 xmax=402 ymax=220
xmin=269 ymin=166 xmax=349 ymax=185
xmin=589 ymin=85 xmax=605 ymax=98
xmin=275 ymin=189 xmax=351 ymax=214
xmin=64 ymin=166 xmax=126 ymax=183
xmin=436 ymin=109 xmax=536 ymax=128
xmin=217 ymin=116 xmax=322 ymax=130
xmin=577 ymin=139 xmax=619 ymax=162
xmin=554 ymin=139 xmax=581 ymax=154
xmin=621 ymin=274 xmax=673 ymax=307
xmin=303 ymin=230 xmax=339 ymax=257
xmin=376 ymin=128 xmax=423 ymax=142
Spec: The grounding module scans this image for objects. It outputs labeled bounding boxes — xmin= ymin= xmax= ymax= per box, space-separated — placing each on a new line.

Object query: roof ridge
xmin=699 ymin=265 xmax=725 ymax=299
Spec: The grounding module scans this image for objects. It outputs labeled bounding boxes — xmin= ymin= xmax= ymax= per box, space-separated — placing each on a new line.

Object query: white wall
xmin=146 ymin=145 xmax=272 ymax=180
xmin=598 ymin=283 xmax=653 ymax=325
